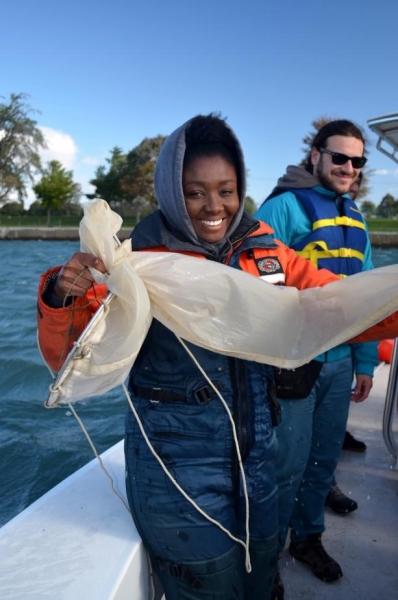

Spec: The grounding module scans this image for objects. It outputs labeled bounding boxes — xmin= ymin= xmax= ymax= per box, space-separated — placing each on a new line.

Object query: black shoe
xmin=271 ymin=571 xmax=284 ymax=600
xmin=289 ymin=534 xmax=343 ymax=582
xmin=342 ymin=431 xmax=366 ymax=452
xmin=325 ymin=482 xmax=358 ymax=514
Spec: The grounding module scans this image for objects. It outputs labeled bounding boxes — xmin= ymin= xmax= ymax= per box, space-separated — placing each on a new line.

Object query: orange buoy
xmin=377 ymin=339 xmax=395 ymax=364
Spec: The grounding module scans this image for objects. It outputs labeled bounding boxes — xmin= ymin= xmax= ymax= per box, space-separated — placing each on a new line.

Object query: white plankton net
xmin=42 ymin=199 xmax=398 ymax=407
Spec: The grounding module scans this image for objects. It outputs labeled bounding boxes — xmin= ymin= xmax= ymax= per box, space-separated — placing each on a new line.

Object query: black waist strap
xmin=131 ymin=382 xmax=222 ymax=405
xmin=131 ymin=384 xmax=186 ymax=402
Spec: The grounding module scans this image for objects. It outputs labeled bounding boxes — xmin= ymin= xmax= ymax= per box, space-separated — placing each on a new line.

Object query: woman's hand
xmin=54 ymin=253 xmax=107 ymax=300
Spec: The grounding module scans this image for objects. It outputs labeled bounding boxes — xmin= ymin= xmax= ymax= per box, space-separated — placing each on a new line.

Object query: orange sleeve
xmin=37 ymin=267 xmax=108 ymax=372
xmin=349 ymin=312 xmax=398 ymax=343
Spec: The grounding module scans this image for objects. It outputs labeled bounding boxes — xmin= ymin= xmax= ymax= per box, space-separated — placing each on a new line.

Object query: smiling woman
xmin=183 ymin=155 xmax=240 ymax=244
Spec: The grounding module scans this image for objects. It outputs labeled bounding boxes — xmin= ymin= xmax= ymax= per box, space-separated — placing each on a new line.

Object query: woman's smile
xmin=183 ymin=155 xmax=240 ymax=243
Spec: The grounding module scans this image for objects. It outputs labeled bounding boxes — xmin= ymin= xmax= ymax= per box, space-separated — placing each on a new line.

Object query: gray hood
xmin=275 ymin=165 xmax=318 ymax=190
xmin=154 ymin=117 xmax=247 ymax=254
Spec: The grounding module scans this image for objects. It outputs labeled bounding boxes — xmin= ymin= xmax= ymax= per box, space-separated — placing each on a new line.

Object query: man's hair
xmin=184 ymin=113 xmax=240 ymax=180
xmin=305 ymin=119 xmax=366 ymax=173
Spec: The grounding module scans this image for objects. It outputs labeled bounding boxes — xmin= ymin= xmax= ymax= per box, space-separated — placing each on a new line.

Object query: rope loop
xmin=49 ymin=383 xmax=62 ymax=393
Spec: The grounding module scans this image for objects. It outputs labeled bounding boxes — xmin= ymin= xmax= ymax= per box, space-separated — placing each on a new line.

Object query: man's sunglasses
xmin=318 ymin=147 xmax=367 ymax=169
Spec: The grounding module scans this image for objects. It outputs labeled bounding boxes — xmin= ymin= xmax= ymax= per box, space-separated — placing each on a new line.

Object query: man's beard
xmin=316 ymin=158 xmax=353 ymax=196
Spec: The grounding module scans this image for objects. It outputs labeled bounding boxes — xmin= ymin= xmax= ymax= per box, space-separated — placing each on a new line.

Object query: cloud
xmin=4 ymin=125 xmax=100 ymax=207
xmin=39 ymin=126 xmax=78 ymax=169
xmin=373 ymin=168 xmax=398 ymax=177
xmin=20 ymin=126 xmax=79 ymax=207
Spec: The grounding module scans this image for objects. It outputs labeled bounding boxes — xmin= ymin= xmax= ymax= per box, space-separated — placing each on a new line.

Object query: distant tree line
xmin=359 ymin=194 xmax=398 ymax=218
xmin=0 ymin=94 xmax=395 ymax=226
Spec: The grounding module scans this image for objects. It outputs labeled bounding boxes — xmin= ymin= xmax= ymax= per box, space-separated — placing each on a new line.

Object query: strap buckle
xmin=194 ymin=385 xmax=213 ymax=405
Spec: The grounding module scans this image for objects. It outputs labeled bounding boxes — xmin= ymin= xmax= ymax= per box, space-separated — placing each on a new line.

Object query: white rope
xmin=46 ymin=347 xmax=252 ymax=572
xmin=175 ymin=335 xmax=251 ymax=572
xmin=42 ymin=332 xmax=252 ymax=571
xmin=38 ymin=327 xmax=131 ymax=514
xmin=123 ymin=337 xmax=253 ymax=574
xmin=38 ymin=269 xmax=132 ymax=519
xmin=40 ymin=260 xmax=252 ymax=571
xmin=67 ymin=401 xmax=131 ymax=514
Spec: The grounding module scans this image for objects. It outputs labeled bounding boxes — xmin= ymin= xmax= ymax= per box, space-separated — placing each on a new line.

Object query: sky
xmin=2 ymin=0 xmax=398 ymax=209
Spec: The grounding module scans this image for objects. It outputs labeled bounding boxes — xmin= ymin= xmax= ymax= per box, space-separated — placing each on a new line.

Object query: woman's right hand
xmin=53 ymin=252 xmax=107 ymax=300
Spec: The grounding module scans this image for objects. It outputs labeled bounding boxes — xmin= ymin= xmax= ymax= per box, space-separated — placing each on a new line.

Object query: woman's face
xmin=182 ymin=155 xmax=240 ymax=244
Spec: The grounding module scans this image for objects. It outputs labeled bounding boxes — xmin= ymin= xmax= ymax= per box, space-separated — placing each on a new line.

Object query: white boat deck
xmin=0 ymin=363 xmax=397 ymax=599
xmin=0 ymin=441 xmax=153 ymax=600
xmin=279 ymin=362 xmax=398 ymax=600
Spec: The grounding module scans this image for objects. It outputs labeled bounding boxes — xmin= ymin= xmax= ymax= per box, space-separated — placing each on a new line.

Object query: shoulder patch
xmin=255 ymin=256 xmax=283 ymax=275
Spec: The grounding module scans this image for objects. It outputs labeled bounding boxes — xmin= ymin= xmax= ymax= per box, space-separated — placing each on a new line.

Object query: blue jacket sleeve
xmin=350 ymin=341 xmax=379 ymax=377
xmin=255 ymin=192 xmax=312 ymax=247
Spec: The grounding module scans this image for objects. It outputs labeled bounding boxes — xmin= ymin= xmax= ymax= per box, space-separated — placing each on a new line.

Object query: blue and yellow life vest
xmin=288 ymin=188 xmax=367 ymax=276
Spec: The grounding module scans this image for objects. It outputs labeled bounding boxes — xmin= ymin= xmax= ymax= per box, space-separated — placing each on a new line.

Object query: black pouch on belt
xmin=273 ymin=360 xmax=323 ymax=400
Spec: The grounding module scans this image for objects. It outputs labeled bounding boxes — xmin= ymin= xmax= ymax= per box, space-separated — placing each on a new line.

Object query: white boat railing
xmin=367 ymin=113 xmax=398 ymax=164
xmin=367 ymin=114 xmax=398 ymax=468
xmin=382 ymin=338 xmax=398 ymax=468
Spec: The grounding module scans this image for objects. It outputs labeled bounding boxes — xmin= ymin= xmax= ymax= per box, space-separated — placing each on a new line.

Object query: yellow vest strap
xmin=313 ymin=217 xmax=366 ymax=231
xmin=295 ymin=242 xmax=364 ymax=269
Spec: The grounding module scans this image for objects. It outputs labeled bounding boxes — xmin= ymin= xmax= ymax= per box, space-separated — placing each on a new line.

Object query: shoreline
xmin=0 ymin=227 xmax=133 ymax=242
xmin=1 ymin=227 xmax=398 ymax=247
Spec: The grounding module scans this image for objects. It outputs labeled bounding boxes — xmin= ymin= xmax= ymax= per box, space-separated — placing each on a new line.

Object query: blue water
xmin=0 ymin=241 xmax=127 ymax=527
xmin=1 ymin=240 xmax=398 ymax=528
